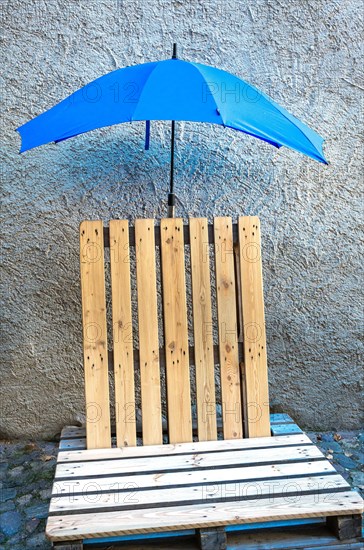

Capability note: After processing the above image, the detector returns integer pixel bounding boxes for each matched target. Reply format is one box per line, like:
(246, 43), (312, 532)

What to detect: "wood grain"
(46, 491), (364, 540)
(80, 221), (111, 449)
(109, 220), (136, 447)
(54, 457), (332, 497)
(238, 217), (270, 437)
(214, 217), (243, 440)
(55, 445), (324, 479)
(135, 219), (163, 445)
(189, 218), (217, 442)
(160, 218), (192, 444)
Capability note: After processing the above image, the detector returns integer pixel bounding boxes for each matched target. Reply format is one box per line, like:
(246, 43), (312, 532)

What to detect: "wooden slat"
(59, 439), (86, 451)
(80, 221), (111, 449)
(58, 433), (312, 462)
(109, 220), (136, 448)
(50, 474), (349, 514)
(270, 413), (294, 424)
(53, 459), (336, 497)
(135, 219), (163, 445)
(61, 427), (86, 439)
(239, 216), (270, 438)
(55, 445), (324, 479)
(214, 217), (243, 439)
(103, 223), (240, 249)
(46, 490), (364, 540)
(189, 218), (217, 442)
(272, 424), (303, 436)
(160, 218), (192, 444)
(59, 412), (293, 442)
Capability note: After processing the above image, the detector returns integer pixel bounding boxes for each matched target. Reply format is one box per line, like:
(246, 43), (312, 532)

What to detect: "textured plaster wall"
(1, 0), (363, 438)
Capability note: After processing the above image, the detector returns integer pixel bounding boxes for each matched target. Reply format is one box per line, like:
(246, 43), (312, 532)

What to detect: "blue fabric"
(16, 59), (327, 163)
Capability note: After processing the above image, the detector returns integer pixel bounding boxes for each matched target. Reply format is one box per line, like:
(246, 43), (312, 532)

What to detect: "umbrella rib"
(257, 90), (326, 160)
(129, 62), (161, 122)
(189, 62), (226, 126)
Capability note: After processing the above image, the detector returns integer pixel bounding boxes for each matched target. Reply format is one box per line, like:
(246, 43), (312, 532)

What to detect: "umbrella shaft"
(170, 120), (175, 195)
(168, 120), (176, 217)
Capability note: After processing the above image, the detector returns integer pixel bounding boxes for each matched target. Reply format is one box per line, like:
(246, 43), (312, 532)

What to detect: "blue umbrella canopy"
(17, 45), (327, 213)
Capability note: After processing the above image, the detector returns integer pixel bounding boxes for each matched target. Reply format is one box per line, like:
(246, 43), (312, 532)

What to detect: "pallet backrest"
(80, 217), (270, 449)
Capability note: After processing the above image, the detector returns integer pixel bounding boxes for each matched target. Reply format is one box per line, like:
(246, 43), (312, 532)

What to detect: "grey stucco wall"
(1, 0), (363, 439)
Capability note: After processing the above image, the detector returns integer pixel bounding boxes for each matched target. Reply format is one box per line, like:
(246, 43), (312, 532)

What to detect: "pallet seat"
(46, 217), (363, 549)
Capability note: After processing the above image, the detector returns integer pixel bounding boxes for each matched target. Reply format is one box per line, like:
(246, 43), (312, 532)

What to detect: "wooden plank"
(103, 223), (240, 249)
(54, 459), (335, 497)
(50, 474), (350, 514)
(57, 433), (312, 462)
(198, 527), (227, 550)
(59, 411), (293, 443)
(109, 220), (136, 448)
(326, 514), (362, 540)
(135, 219), (163, 445)
(46, 490), (364, 540)
(53, 542), (83, 550)
(238, 216), (270, 438)
(53, 543), (83, 550)
(55, 445), (324, 479)
(80, 221), (111, 449)
(189, 218), (217, 442)
(270, 413), (295, 424)
(271, 424), (303, 436)
(214, 217), (243, 439)
(59, 439), (86, 451)
(61, 427), (86, 439)
(228, 523), (364, 550)
(161, 218), (192, 444)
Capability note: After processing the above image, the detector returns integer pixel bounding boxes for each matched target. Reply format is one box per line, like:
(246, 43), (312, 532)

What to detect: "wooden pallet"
(47, 415), (363, 549)
(46, 218), (363, 548)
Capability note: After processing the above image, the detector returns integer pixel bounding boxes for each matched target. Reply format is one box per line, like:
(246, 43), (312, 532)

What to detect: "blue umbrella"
(17, 44), (327, 215)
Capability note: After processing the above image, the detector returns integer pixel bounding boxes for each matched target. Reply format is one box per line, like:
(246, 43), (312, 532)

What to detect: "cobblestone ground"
(0, 432), (363, 549)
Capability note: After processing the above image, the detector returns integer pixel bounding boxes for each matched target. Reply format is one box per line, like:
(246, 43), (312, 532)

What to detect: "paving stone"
(350, 471), (364, 490)
(25, 517), (40, 534)
(334, 452), (357, 469)
(0, 500), (15, 513)
(39, 488), (52, 500)
(0, 487), (17, 502)
(25, 502), (49, 520)
(17, 493), (33, 506)
(0, 510), (22, 536)
(319, 433), (335, 442)
(316, 441), (342, 453)
(8, 466), (24, 478)
(26, 531), (52, 548)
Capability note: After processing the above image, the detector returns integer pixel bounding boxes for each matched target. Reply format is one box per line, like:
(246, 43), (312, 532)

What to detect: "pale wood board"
(189, 218), (217, 442)
(109, 220), (136, 448)
(53, 459), (336, 497)
(238, 216), (270, 437)
(214, 217), (243, 439)
(160, 218), (192, 443)
(46, 490), (364, 540)
(58, 433), (311, 462)
(55, 445), (324, 479)
(50, 473), (349, 514)
(79, 221), (111, 449)
(135, 219), (163, 445)
(61, 427), (86, 439)
(59, 439), (86, 451)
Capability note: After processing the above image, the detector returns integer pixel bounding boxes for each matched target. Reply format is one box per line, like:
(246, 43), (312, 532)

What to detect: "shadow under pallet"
(48, 414), (363, 550)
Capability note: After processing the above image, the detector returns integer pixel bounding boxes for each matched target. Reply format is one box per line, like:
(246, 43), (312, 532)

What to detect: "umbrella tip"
(172, 43), (177, 59)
